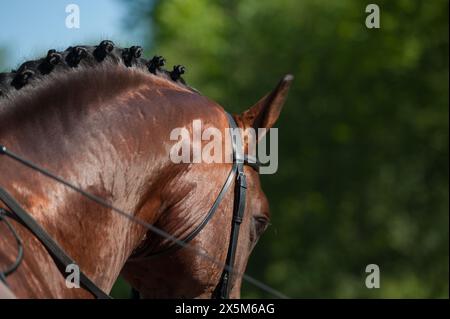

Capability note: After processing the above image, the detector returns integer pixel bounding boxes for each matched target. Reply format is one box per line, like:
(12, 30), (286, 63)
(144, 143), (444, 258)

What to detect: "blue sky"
(0, 0), (147, 70)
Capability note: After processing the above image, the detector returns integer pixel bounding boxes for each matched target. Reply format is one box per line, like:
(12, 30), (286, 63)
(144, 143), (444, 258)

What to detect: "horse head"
(0, 41), (292, 299)
(121, 75), (293, 298)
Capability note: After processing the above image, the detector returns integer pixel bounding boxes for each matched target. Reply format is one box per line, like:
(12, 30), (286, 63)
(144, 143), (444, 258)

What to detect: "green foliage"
(120, 0), (449, 298)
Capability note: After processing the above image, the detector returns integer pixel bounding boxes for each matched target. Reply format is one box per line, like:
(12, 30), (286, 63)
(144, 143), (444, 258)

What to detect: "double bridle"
(0, 112), (259, 299)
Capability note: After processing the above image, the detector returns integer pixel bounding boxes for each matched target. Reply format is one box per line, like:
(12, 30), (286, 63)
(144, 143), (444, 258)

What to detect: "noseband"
(0, 112), (259, 299)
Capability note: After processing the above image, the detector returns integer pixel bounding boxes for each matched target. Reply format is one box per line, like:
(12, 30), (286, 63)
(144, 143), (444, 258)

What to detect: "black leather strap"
(213, 166), (247, 298)
(0, 187), (111, 299)
(212, 113), (247, 299)
(0, 208), (24, 284)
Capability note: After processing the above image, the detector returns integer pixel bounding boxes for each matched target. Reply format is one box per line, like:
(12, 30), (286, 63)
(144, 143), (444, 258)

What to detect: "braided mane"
(0, 40), (190, 100)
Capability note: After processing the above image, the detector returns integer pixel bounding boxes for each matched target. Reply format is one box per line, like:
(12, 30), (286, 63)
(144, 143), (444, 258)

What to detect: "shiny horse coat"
(0, 41), (292, 298)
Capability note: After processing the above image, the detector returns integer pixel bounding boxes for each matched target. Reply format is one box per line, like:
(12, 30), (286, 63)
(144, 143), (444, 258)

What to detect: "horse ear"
(237, 74), (293, 142)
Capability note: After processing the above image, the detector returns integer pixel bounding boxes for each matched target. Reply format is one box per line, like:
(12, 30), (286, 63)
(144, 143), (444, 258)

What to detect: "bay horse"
(0, 41), (292, 298)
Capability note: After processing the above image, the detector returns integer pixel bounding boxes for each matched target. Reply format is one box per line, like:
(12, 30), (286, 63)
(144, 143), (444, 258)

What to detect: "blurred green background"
(1, 0), (448, 298)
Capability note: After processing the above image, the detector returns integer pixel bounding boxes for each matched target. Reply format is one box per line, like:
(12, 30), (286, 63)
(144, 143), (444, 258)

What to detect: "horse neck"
(0, 66), (221, 292)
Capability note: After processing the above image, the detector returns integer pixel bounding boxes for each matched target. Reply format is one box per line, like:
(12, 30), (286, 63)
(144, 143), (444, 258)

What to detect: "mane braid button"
(130, 46), (143, 58)
(147, 55), (165, 74)
(38, 49), (62, 75)
(11, 66), (35, 90)
(170, 65), (186, 81)
(65, 46), (88, 68)
(122, 46), (143, 67)
(93, 40), (115, 62)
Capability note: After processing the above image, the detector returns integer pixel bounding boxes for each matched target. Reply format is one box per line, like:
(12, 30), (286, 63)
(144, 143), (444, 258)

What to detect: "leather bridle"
(0, 112), (259, 299)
